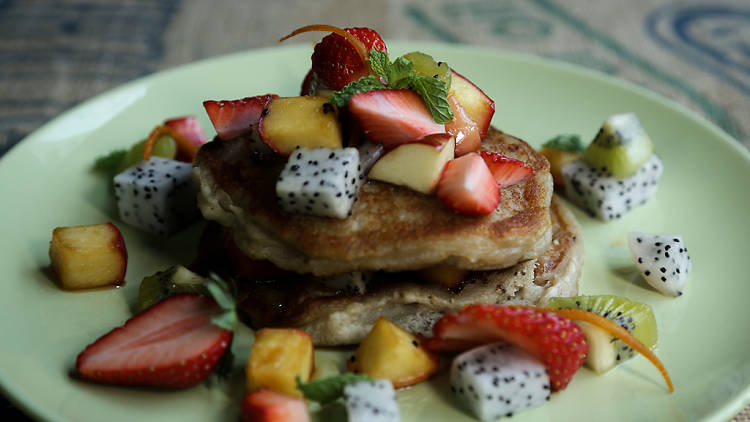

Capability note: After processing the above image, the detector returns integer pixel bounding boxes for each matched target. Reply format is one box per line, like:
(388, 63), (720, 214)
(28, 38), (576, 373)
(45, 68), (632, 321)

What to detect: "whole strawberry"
(311, 27), (387, 90)
(425, 304), (588, 391)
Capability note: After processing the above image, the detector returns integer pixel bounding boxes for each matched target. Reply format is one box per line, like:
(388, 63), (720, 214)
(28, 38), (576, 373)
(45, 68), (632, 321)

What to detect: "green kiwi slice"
(402, 51), (451, 90)
(547, 294), (657, 373)
(581, 113), (654, 178)
(137, 265), (206, 311)
(117, 136), (177, 173)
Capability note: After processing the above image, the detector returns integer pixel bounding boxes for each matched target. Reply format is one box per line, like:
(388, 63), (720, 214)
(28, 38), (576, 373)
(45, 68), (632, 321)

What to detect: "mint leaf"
(328, 75), (386, 108)
(542, 134), (585, 152)
(206, 273), (238, 330)
(296, 373), (373, 405)
(403, 75), (454, 124)
(368, 49), (390, 83)
(388, 56), (414, 85)
(356, 49), (454, 123)
(93, 149), (126, 176)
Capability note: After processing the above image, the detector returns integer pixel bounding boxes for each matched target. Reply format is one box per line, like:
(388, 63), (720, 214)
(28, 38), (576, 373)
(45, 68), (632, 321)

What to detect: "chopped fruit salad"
(46, 23), (696, 422)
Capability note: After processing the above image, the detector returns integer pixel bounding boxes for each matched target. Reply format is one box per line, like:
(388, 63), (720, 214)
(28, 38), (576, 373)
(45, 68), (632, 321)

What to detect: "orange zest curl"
(142, 125), (199, 162)
(520, 306), (674, 393)
(278, 24), (369, 64)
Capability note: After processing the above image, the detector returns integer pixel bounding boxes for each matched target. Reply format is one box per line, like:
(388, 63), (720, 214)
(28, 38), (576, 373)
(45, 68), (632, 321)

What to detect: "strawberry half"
(163, 115), (207, 146)
(480, 150), (534, 187)
(242, 389), (310, 422)
(424, 304), (587, 391)
(203, 94), (277, 141)
(347, 89), (445, 148)
(311, 26), (387, 90)
(436, 152), (500, 215)
(76, 293), (233, 388)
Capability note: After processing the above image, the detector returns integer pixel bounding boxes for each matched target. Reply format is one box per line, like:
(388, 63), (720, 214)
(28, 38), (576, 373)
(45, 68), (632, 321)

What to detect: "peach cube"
(48, 223), (128, 290)
(246, 328), (314, 397)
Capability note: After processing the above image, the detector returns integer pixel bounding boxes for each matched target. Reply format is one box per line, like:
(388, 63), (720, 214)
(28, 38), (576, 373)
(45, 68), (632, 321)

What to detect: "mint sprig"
(329, 75), (386, 108)
(329, 49), (454, 124)
(542, 134), (585, 152)
(400, 75), (454, 124)
(296, 373), (373, 405)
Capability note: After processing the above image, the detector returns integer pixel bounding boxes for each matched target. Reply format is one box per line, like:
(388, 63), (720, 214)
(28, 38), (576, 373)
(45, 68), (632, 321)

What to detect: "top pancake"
(194, 127), (553, 276)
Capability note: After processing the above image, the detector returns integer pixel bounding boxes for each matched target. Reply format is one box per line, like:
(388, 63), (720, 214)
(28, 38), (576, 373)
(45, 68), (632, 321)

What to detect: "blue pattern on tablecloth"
(646, 4), (750, 95)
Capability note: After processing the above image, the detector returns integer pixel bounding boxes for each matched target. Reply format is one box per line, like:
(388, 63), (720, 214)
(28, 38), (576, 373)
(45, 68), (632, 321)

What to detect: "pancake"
(193, 127), (554, 276)
(237, 196), (583, 346)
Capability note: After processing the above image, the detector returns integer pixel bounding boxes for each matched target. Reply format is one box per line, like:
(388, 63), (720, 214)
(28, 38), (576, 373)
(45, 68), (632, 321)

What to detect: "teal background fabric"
(1, 0), (748, 420)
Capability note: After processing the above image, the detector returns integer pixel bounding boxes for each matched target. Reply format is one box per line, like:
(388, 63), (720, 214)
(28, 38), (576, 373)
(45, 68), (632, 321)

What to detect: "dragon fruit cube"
(451, 343), (550, 421)
(276, 147), (363, 219)
(113, 157), (199, 235)
(343, 379), (400, 422)
(562, 154), (663, 221)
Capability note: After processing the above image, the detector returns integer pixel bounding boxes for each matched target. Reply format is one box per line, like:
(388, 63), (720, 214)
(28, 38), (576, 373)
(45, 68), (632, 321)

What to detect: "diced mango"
(347, 317), (439, 388)
(246, 328), (314, 397)
(540, 147), (580, 187)
(416, 263), (470, 290)
(48, 223), (128, 290)
(258, 96), (343, 156)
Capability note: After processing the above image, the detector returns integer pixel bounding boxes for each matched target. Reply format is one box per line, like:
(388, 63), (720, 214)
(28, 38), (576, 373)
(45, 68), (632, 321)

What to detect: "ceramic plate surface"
(1, 42), (749, 422)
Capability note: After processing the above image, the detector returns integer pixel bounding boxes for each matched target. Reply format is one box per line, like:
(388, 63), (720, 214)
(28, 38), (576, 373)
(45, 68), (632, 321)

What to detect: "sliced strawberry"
(426, 304), (587, 391)
(436, 152), (500, 215)
(311, 26), (387, 90)
(76, 293), (233, 388)
(163, 116), (207, 146)
(203, 94), (277, 141)
(242, 389), (310, 422)
(480, 150), (534, 187)
(348, 89), (445, 148)
(445, 95), (481, 156)
(419, 336), (492, 353)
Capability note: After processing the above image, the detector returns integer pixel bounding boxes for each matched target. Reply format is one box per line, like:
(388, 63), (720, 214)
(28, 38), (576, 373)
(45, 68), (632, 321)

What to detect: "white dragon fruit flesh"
(276, 147), (363, 219)
(562, 154), (663, 221)
(113, 157), (198, 236)
(450, 343), (550, 421)
(343, 379), (400, 422)
(628, 232), (691, 296)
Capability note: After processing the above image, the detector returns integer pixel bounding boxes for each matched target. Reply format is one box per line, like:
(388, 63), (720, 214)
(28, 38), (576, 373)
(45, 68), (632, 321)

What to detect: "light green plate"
(1, 42), (749, 422)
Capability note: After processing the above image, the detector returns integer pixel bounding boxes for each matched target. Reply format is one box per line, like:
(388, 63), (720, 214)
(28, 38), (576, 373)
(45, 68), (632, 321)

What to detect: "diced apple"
(448, 70), (495, 139)
(540, 146), (580, 187)
(368, 133), (455, 194)
(445, 95), (481, 156)
(258, 96), (343, 156)
(48, 223), (128, 290)
(347, 317), (439, 388)
(246, 328), (314, 397)
(416, 263), (470, 290)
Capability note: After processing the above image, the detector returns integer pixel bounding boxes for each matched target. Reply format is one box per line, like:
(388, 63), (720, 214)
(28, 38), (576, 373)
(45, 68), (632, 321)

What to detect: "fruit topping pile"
(194, 24), (534, 218)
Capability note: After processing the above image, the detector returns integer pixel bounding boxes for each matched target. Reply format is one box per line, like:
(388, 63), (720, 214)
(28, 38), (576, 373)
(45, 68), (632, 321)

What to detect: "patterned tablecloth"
(1, 0), (748, 420)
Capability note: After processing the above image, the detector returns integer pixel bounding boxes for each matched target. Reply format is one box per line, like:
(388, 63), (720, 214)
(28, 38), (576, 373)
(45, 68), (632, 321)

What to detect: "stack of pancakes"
(193, 128), (584, 346)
